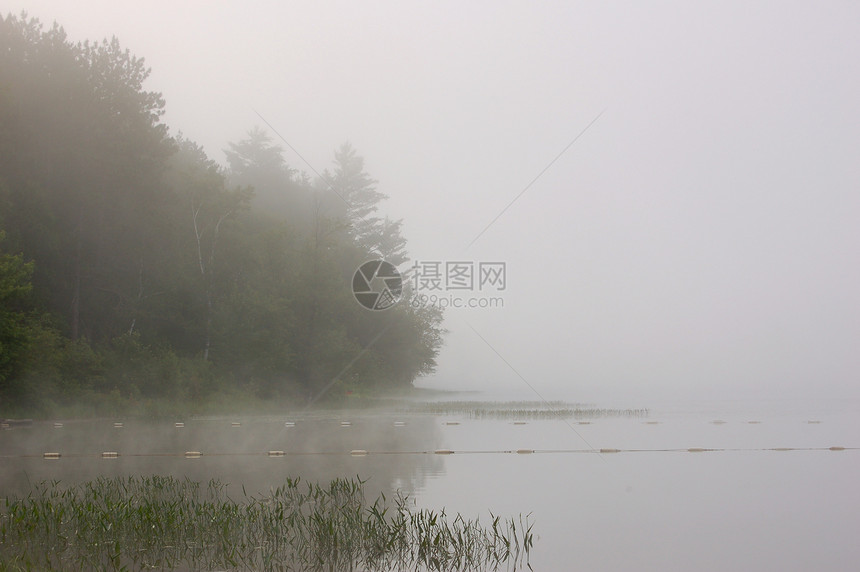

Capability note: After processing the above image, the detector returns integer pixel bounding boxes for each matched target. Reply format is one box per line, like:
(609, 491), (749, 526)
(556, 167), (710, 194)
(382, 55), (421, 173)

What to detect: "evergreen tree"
(0, 12), (446, 412)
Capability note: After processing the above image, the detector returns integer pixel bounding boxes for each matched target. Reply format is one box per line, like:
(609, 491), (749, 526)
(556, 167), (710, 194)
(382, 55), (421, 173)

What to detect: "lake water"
(2, 397), (858, 570)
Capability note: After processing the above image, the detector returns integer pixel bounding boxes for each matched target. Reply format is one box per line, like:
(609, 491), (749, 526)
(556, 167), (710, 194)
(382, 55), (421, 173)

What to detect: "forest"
(0, 13), (444, 416)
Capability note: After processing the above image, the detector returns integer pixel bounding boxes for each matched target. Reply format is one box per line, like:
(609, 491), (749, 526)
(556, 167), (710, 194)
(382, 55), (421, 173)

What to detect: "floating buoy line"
(2, 445), (852, 461)
(9, 418), (833, 432)
(5, 419), (851, 460)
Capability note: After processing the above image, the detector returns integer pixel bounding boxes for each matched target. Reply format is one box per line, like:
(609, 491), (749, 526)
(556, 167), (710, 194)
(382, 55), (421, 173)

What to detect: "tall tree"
(171, 138), (252, 360)
(224, 127), (316, 227)
(0, 13), (446, 410)
(0, 231), (35, 395)
(0, 14), (173, 342)
(325, 143), (409, 265)
(328, 143), (385, 245)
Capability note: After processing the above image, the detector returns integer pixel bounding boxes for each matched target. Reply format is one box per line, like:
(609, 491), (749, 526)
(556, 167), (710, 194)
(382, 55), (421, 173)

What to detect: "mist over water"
(6, 0), (858, 404)
(2, 1), (859, 569)
(3, 396), (859, 570)
(0, 413), (445, 500)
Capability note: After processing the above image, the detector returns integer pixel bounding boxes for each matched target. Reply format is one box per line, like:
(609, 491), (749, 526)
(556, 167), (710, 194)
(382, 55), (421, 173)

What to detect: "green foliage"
(0, 231), (35, 393)
(0, 13), (445, 416)
(0, 476), (533, 571)
(0, 12), (174, 343)
(325, 142), (409, 264)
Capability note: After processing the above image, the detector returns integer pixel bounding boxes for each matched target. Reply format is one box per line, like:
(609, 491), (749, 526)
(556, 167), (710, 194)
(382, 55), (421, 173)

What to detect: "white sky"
(8, 1), (860, 402)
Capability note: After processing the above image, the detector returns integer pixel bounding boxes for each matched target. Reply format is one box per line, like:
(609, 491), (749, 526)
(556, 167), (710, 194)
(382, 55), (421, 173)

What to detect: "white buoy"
(43, 452), (61, 459)
(175, 422), (185, 428)
(340, 421), (352, 427)
(393, 421), (406, 427)
(231, 422), (241, 427)
(113, 422), (123, 428)
(53, 422), (63, 428)
(350, 449), (368, 456)
(284, 421), (295, 427)
(184, 451), (202, 458)
(101, 451), (119, 458)
(268, 450), (285, 457)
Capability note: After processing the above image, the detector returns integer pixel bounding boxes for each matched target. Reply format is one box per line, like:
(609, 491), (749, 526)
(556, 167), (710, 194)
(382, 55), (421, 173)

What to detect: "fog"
(10, 0), (859, 403)
(0, 415), (446, 500)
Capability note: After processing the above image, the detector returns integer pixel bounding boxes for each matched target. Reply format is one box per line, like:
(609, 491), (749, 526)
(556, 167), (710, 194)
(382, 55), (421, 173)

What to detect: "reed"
(404, 400), (648, 420)
(0, 476), (533, 571)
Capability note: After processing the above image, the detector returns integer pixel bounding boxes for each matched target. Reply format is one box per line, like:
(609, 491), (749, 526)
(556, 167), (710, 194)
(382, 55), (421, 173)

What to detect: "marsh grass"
(405, 400), (648, 420)
(0, 476), (533, 571)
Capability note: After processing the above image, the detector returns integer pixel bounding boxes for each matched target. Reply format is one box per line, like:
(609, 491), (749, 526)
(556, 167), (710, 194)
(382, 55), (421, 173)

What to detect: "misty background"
(10, 0), (859, 403)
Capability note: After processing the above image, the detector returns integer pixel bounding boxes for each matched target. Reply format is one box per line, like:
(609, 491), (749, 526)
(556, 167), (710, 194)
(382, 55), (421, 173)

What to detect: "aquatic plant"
(0, 475), (533, 571)
(404, 400), (648, 420)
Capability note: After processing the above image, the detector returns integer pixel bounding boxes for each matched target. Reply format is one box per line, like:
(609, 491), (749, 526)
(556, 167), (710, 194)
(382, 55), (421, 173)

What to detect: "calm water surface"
(2, 398), (858, 571)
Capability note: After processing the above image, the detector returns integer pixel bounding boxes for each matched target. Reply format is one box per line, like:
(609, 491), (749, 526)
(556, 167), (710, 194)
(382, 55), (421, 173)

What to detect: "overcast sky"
(9, 1), (860, 403)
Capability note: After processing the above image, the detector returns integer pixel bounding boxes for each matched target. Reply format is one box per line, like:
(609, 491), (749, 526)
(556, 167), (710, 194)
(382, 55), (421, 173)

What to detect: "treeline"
(0, 13), (443, 415)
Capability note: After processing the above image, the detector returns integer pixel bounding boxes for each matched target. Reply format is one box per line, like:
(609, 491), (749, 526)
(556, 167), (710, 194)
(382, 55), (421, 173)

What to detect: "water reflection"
(0, 411), (446, 501)
(2, 399), (859, 571)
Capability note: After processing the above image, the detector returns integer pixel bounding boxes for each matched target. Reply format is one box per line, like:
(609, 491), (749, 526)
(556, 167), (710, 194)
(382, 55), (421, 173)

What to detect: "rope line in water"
(0, 446), (854, 460)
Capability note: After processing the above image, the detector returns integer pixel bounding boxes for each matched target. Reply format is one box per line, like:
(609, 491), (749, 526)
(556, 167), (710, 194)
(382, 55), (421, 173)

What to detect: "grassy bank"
(0, 475), (533, 571)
